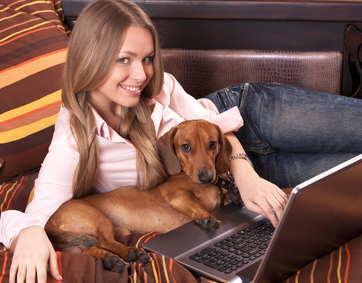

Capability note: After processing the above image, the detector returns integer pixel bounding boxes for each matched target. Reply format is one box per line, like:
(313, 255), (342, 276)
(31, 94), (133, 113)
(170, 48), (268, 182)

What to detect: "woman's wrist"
(224, 133), (256, 185)
(9, 235), (18, 252)
(229, 152), (253, 168)
(228, 155), (258, 185)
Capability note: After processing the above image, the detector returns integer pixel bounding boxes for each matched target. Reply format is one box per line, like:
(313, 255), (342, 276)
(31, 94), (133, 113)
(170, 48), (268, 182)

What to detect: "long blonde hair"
(62, 0), (167, 198)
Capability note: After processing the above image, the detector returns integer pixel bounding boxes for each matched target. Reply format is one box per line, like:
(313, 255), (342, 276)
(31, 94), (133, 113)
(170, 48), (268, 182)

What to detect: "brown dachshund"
(45, 120), (233, 272)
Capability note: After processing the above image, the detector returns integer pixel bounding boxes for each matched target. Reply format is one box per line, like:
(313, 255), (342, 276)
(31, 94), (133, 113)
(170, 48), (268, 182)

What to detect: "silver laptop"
(143, 154), (362, 283)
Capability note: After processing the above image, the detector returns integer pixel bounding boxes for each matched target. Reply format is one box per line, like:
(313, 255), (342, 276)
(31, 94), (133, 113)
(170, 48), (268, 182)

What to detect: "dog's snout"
(198, 171), (214, 184)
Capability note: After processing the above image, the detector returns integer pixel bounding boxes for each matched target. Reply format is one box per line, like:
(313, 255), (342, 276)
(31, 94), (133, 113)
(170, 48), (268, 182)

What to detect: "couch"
(1, 0), (362, 282)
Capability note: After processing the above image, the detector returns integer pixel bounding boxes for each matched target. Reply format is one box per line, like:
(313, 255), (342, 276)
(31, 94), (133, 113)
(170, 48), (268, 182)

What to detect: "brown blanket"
(1, 171), (362, 282)
(2, 233), (362, 282)
(0, 232), (216, 283)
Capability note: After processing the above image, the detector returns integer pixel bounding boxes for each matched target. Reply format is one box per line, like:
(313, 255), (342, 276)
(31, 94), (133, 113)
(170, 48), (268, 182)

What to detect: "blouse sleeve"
(162, 73), (243, 133)
(0, 106), (78, 249)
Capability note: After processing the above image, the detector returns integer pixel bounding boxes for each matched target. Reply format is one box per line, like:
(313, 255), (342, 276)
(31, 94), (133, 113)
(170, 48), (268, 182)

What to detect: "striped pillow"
(0, 169), (38, 216)
(0, 0), (69, 181)
(284, 234), (362, 282)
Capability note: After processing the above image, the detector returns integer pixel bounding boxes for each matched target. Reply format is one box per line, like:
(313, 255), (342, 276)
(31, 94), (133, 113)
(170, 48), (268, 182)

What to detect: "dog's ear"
(215, 126), (233, 174)
(155, 127), (182, 176)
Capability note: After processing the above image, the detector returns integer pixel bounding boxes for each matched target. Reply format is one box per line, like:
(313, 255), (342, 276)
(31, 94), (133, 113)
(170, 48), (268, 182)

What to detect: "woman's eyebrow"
(118, 50), (155, 57)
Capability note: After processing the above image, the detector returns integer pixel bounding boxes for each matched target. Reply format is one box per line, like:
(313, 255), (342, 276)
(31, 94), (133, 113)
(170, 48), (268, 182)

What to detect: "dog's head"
(156, 120), (232, 184)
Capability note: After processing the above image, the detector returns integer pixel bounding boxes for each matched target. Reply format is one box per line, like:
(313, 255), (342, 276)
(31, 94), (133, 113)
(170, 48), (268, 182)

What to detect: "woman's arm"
(225, 133), (288, 227)
(6, 148), (76, 283)
(5, 143), (77, 283)
(0, 113), (78, 249)
(2, 106), (79, 283)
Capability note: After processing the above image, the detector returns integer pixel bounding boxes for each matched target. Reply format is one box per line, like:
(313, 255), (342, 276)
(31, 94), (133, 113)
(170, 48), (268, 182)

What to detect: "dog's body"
(45, 120), (234, 272)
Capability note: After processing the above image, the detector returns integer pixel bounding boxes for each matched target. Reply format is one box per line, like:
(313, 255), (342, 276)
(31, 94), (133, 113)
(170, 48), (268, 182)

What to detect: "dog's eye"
(209, 141), (217, 149)
(181, 144), (191, 152)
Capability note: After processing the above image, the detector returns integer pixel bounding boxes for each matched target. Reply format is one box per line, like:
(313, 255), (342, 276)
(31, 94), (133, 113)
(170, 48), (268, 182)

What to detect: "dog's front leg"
(162, 190), (221, 230)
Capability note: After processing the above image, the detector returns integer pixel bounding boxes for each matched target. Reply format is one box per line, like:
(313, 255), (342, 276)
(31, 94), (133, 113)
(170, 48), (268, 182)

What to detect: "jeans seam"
(243, 83), (277, 155)
(239, 82), (249, 113)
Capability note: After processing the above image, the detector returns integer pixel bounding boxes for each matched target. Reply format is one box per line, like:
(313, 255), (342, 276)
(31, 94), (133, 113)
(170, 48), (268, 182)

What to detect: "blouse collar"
(91, 100), (164, 143)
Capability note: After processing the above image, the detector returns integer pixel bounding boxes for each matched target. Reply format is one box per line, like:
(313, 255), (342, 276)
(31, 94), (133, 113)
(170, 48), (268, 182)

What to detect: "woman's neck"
(88, 95), (122, 133)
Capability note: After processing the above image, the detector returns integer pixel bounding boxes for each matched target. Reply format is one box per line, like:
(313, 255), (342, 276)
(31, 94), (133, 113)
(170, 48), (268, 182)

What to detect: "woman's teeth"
(123, 85), (141, 92)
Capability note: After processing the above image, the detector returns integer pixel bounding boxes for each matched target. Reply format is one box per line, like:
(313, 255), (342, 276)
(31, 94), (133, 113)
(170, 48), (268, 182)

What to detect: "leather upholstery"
(162, 49), (342, 99)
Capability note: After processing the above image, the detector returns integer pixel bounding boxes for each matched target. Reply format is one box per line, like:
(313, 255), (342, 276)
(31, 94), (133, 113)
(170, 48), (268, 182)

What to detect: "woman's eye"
(143, 56), (154, 64)
(181, 144), (191, 152)
(209, 141), (217, 149)
(117, 58), (130, 64)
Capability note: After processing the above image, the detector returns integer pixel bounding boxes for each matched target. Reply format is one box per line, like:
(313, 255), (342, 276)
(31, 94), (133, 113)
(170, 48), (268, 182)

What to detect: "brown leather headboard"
(162, 49), (342, 99)
(62, 0), (362, 99)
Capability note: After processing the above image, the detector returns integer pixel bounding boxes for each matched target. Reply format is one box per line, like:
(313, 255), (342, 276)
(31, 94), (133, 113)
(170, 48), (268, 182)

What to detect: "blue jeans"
(206, 83), (362, 188)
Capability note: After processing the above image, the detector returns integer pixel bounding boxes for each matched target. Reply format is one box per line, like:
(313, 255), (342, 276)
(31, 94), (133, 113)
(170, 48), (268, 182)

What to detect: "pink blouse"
(0, 73), (243, 249)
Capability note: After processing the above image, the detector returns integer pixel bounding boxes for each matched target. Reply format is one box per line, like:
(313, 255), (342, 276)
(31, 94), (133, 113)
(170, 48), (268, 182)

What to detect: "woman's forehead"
(118, 26), (154, 55)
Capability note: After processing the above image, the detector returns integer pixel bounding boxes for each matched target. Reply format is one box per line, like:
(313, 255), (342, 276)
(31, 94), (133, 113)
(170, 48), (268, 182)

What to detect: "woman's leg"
(207, 83), (362, 188)
(249, 151), (358, 188)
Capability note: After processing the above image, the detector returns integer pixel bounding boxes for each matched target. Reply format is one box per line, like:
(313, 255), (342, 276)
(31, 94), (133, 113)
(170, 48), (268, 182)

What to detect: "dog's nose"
(198, 172), (214, 184)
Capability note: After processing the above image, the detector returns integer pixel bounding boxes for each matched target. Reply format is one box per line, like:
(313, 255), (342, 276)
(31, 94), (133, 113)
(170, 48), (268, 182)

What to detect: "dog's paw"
(195, 217), (221, 230)
(128, 249), (152, 264)
(104, 255), (128, 273)
(227, 187), (243, 205)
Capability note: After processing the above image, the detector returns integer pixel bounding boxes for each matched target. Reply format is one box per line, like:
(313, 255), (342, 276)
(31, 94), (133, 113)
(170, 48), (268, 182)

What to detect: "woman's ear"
(215, 126), (232, 174)
(155, 127), (182, 176)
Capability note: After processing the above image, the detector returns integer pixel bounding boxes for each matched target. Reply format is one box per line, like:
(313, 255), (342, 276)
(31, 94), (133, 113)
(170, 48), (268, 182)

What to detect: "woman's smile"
(121, 84), (143, 95)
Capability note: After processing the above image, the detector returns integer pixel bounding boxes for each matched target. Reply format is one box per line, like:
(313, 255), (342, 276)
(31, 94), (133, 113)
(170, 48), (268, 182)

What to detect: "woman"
(2, 0), (361, 282)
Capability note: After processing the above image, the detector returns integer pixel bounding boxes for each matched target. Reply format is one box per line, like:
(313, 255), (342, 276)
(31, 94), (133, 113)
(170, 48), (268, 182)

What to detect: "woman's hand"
(235, 171), (287, 227)
(9, 226), (62, 283)
(225, 133), (288, 227)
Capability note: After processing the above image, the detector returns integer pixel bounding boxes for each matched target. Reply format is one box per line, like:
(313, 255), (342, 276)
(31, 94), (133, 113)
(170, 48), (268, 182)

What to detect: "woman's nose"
(130, 61), (146, 82)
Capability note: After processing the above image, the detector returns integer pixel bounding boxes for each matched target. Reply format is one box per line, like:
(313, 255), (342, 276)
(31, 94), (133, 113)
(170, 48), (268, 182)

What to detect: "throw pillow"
(0, 0), (69, 181)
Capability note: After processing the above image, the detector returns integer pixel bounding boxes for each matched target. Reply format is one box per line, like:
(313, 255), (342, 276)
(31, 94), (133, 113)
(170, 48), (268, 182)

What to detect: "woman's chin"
(121, 97), (141, 108)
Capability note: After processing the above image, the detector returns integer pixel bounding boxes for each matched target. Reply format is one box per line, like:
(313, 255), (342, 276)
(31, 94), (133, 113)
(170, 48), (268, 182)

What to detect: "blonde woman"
(3, 0), (362, 282)
(2, 1), (285, 282)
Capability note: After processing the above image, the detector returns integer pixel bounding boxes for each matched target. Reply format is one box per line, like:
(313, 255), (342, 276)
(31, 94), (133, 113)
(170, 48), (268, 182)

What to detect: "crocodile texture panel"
(162, 49), (342, 99)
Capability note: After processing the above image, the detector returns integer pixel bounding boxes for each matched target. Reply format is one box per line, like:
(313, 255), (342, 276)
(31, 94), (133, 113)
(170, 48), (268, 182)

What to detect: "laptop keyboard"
(189, 221), (274, 274)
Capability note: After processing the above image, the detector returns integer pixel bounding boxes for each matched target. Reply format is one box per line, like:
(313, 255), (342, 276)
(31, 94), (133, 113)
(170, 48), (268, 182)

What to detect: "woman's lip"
(120, 85), (142, 94)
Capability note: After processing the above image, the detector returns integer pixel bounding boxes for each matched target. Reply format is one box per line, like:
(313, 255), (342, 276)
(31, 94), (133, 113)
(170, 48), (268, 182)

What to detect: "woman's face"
(90, 26), (155, 114)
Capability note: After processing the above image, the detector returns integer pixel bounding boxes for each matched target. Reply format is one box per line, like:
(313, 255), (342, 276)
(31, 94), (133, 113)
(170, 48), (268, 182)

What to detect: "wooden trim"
(135, 1), (362, 22)
(62, 0), (362, 22)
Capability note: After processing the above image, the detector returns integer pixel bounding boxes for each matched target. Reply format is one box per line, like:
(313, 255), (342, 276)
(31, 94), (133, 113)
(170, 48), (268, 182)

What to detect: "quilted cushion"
(0, 0), (69, 181)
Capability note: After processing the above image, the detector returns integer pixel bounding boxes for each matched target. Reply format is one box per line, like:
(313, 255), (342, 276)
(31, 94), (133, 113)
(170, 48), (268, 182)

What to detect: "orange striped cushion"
(284, 234), (362, 282)
(0, 0), (69, 181)
(0, 169), (38, 216)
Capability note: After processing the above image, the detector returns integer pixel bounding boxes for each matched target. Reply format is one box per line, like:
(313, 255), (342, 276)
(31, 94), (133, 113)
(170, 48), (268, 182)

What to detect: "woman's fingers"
(10, 258), (57, 283)
(48, 245), (62, 281)
(267, 189), (288, 222)
(245, 200), (279, 227)
(240, 180), (288, 227)
(9, 261), (20, 283)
